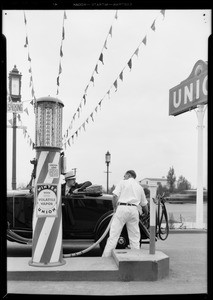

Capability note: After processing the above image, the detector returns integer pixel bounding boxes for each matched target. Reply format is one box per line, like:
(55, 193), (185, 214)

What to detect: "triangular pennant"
(72, 135), (74, 143)
(151, 20), (156, 31)
(62, 26), (65, 40)
(73, 113), (76, 120)
(17, 114), (21, 121)
(60, 46), (63, 57)
(160, 10), (165, 19)
(82, 122), (86, 131)
(90, 76), (95, 85)
(28, 54), (31, 62)
(83, 94), (87, 105)
(30, 99), (34, 106)
(99, 53), (104, 65)
(134, 48), (139, 57)
(64, 11), (67, 19)
(31, 87), (35, 97)
(8, 119), (13, 126)
(95, 106), (98, 113)
(86, 118), (89, 124)
(24, 108), (29, 115)
(104, 40), (108, 49)
(24, 36), (28, 47)
(107, 90), (111, 99)
(109, 26), (112, 37)
(115, 10), (118, 19)
(128, 59), (132, 70)
(90, 113), (94, 122)
(142, 36), (147, 45)
(24, 12), (27, 24)
(77, 107), (80, 118)
(114, 80), (118, 91)
(59, 62), (62, 74)
(95, 65), (98, 74)
(119, 71), (123, 81)
(68, 138), (71, 147)
(98, 99), (103, 109)
(75, 130), (78, 138)
(29, 67), (32, 73)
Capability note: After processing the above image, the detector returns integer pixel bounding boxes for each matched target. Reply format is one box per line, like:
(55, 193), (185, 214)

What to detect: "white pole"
(149, 184), (157, 254)
(195, 105), (205, 228)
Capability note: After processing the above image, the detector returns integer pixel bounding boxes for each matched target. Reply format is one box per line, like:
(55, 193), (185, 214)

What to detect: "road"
(5, 231), (208, 296)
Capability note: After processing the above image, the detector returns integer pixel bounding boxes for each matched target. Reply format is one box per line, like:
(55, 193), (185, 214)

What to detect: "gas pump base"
(8, 250), (169, 281)
(28, 259), (66, 267)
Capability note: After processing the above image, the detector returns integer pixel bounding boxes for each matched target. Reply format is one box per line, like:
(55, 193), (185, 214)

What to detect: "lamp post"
(105, 151), (111, 193)
(8, 65), (22, 190)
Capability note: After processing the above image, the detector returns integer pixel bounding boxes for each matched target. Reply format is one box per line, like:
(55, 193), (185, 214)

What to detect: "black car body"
(7, 189), (153, 252)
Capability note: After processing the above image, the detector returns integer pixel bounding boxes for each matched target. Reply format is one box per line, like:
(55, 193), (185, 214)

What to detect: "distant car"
(7, 189), (153, 253)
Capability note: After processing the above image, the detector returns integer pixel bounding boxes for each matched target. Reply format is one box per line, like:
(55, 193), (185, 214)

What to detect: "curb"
(7, 250), (169, 282)
(169, 229), (207, 234)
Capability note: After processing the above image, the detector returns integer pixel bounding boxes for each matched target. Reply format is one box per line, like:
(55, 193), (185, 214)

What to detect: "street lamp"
(105, 151), (111, 193)
(8, 65), (22, 190)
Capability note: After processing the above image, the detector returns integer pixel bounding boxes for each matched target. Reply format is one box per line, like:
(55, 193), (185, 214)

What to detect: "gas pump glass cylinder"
(35, 97), (64, 148)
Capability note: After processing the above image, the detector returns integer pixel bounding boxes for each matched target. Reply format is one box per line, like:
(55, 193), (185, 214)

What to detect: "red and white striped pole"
(29, 96), (65, 267)
(149, 183), (157, 255)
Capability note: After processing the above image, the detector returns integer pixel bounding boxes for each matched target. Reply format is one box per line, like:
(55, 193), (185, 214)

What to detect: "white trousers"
(102, 205), (140, 257)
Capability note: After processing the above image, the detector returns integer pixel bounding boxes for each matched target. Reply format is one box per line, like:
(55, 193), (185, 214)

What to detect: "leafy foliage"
(167, 166), (176, 193)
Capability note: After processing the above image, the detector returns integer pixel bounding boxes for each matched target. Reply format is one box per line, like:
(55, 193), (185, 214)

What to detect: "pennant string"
(62, 9), (166, 148)
(62, 10), (119, 141)
(56, 10), (67, 95)
(23, 10), (37, 111)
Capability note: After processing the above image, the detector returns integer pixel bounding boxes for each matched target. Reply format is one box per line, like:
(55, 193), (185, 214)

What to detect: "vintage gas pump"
(29, 96), (65, 266)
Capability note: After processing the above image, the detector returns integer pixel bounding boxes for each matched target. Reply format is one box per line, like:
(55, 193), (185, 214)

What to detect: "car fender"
(94, 210), (114, 241)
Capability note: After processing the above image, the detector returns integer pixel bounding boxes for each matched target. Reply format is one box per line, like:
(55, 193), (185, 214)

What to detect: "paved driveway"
(6, 232), (207, 295)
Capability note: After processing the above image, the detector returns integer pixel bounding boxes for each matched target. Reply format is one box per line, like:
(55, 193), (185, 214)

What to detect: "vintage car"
(7, 188), (162, 253)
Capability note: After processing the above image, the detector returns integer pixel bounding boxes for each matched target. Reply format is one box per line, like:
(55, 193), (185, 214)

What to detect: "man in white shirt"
(102, 170), (148, 257)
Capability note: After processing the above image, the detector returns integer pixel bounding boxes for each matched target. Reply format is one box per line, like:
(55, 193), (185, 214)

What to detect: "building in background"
(139, 177), (169, 189)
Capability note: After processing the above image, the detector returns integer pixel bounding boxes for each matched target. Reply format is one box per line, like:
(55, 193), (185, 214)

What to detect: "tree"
(177, 175), (191, 192)
(167, 166), (176, 193)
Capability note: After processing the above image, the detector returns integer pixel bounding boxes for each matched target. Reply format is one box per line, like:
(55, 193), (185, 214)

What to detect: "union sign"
(169, 60), (208, 116)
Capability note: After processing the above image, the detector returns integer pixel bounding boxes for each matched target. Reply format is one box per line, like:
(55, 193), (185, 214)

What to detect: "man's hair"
(126, 170), (136, 179)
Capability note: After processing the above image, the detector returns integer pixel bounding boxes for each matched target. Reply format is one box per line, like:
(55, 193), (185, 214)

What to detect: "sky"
(3, 8), (210, 190)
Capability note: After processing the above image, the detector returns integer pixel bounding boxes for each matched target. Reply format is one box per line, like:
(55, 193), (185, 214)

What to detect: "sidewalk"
(6, 231), (207, 295)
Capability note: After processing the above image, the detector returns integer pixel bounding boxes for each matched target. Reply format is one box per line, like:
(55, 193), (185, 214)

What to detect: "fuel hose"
(63, 214), (114, 258)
